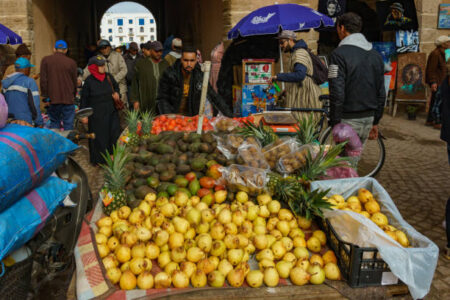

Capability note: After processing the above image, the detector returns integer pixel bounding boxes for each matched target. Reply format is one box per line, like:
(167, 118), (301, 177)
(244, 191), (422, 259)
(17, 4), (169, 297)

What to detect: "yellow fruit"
(385, 230), (398, 242)
(359, 211), (371, 218)
(97, 216), (113, 227)
(293, 236), (307, 248)
(306, 237), (321, 253)
(236, 191), (249, 203)
(98, 226), (112, 238)
(312, 230), (326, 246)
(144, 192), (156, 202)
(106, 267), (122, 284)
(395, 230), (410, 247)
(119, 270), (137, 290)
(137, 271), (154, 289)
(256, 193), (271, 205)
(96, 233), (108, 245)
(358, 188), (374, 203)
(246, 270), (264, 288)
(97, 244), (110, 258)
(365, 200), (380, 214)
(324, 262), (341, 280)
(118, 206), (132, 220)
(290, 267), (310, 286)
(371, 212), (388, 227)
(322, 250), (337, 265)
(263, 267), (279, 287)
(309, 254), (324, 267)
(348, 201), (362, 213)
(347, 196), (360, 205)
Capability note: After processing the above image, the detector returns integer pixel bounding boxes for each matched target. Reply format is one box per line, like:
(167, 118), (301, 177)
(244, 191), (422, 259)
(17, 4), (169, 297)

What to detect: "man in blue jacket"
(1, 57), (43, 127)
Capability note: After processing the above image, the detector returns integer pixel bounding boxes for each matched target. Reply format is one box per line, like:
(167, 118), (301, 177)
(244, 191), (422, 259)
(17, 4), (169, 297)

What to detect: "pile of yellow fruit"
(94, 190), (342, 290)
(326, 188), (410, 247)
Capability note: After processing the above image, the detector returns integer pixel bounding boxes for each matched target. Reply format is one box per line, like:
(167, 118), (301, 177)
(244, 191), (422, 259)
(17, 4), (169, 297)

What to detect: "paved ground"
(66, 112), (450, 299)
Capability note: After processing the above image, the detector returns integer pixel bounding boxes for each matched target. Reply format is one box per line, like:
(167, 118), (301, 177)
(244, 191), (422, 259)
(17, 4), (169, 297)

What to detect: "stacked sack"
(0, 124), (78, 262)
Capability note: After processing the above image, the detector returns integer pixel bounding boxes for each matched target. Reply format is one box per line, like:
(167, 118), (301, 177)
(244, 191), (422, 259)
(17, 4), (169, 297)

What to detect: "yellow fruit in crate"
(97, 244), (110, 258)
(246, 270), (264, 288)
(330, 195), (346, 208)
(121, 262), (130, 272)
(138, 201), (151, 216)
(208, 270), (226, 287)
(306, 237), (321, 253)
(276, 260), (294, 279)
(218, 259), (234, 277)
(289, 228), (305, 239)
(106, 267), (122, 284)
(137, 271), (154, 289)
(95, 233), (108, 245)
(347, 196), (360, 205)
(130, 257), (147, 275)
(131, 243), (146, 258)
(293, 236), (307, 248)
(145, 242), (160, 259)
(293, 247), (310, 260)
(120, 270), (137, 290)
(309, 254), (324, 267)
(365, 200), (381, 214)
(129, 209), (145, 225)
(278, 209), (294, 221)
(155, 272), (172, 288)
(324, 262), (341, 280)
(236, 191), (249, 203)
(395, 230), (410, 247)
(309, 264), (325, 285)
(371, 212), (388, 227)
(296, 259), (310, 271)
(214, 190), (228, 204)
(191, 269), (207, 287)
(348, 201), (362, 213)
(263, 267), (279, 287)
(136, 227), (152, 242)
(312, 230), (326, 246)
(359, 211), (371, 218)
(110, 211), (120, 223)
(358, 188), (374, 203)
(256, 193), (271, 205)
(144, 192), (156, 202)
(99, 226), (112, 238)
(297, 216), (312, 229)
(322, 250), (337, 265)
(118, 206), (131, 220)
(158, 251), (171, 268)
(283, 252), (297, 264)
(290, 267), (310, 286)
(280, 237), (294, 252)
(97, 216), (113, 227)
(385, 230), (398, 242)
(103, 254), (119, 269)
(165, 261), (180, 275)
(268, 200), (281, 214)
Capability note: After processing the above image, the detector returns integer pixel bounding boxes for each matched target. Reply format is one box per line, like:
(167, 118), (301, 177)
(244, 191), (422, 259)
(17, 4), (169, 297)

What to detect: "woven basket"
(0, 256), (33, 299)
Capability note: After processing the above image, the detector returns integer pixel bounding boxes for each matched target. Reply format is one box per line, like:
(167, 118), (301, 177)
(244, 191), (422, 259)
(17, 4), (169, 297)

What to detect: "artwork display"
(242, 84), (276, 117)
(318, 0), (346, 24)
(243, 60), (273, 84)
(372, 42), (397, 71)
(438, 4), (450, 29)
(396, 53), (426, 100)
(395, 30), (419, 53)
(376, 0), (418, 31)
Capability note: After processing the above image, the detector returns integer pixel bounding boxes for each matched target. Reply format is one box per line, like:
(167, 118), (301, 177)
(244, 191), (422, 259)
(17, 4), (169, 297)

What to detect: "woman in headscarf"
(80, 55), (121, 165)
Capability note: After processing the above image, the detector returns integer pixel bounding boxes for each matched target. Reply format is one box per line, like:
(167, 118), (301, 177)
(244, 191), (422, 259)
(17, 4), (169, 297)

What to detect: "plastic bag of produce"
(262, 138), (298, 170)
(211, 116), (240, 133)
(0, 94), (7, 129)
(238, 142), (270, 169)
(0, 124), (78, 212)
(332, 123), (362, 156)
(0, 176), (76, 260)
(310, 178), (438, 300)
(277, 144), (315, 174)
(220, 164), (268, 195)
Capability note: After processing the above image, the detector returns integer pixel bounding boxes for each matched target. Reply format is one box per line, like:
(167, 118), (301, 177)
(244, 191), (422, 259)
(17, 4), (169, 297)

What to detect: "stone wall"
(416, 0), (450, 54)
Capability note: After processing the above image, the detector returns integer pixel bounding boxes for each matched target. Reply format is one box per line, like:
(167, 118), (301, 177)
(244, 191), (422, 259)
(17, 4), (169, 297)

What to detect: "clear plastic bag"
(311, 178), (439, 300)
(211, 116), (240, 133)
(332, 123), (363, 157)
(227, 134), (261, 154)
(238, 142), (269, 169)
(219, 164), (268, 196)
(277, 144), (315, 174)
(262, 138), (297, 170)
(213, 133), (236, 160)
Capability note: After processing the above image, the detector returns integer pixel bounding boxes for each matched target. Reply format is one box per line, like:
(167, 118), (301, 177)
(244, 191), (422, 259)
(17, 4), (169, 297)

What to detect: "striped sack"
(0, 124), (78, 212)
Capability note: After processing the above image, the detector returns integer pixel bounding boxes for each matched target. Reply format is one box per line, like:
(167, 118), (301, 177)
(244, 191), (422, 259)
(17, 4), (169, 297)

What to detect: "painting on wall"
(396, 53), (426, 100)
(376, 0), (418, 31)
(438, 4), (450, 29)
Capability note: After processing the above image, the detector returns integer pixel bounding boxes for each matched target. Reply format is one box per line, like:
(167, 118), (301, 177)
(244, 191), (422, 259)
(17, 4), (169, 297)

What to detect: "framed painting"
(395, 53), (426, 100)
(438, 4), (450, 29)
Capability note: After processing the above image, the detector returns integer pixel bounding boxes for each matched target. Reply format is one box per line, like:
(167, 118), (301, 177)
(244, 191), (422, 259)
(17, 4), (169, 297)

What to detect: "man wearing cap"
(425, 35), (450, 129)
(130, 41), (169, 112)
(2, 57), (43, 127)
(269, 30), (321, 116)
(83, 39), (128, 128)
(1, 44), (39, 89)
(165, 38), (182, 66)
(123, 42), (142, 105)
(40, 40), (78, 130)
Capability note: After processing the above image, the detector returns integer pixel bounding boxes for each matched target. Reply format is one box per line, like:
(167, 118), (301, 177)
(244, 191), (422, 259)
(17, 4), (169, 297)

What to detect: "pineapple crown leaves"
(100, 143), (131, 192)
(126, 110), (140, 134)
(140, 110), (155, 135)
(296, 142), (350, 182)
(287, 188), (332, 220)
(294, 112), (320, 145)
(237, 120), (277, 147)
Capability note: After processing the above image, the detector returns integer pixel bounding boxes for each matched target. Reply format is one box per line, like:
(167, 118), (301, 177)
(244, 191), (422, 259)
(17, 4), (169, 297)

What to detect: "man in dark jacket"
(40, 40), (77, 130)
(328, 12), (385, 167)
(123, 42), (142, 103)
(157, 46), (232, 117)
(425, 35), (450, 129)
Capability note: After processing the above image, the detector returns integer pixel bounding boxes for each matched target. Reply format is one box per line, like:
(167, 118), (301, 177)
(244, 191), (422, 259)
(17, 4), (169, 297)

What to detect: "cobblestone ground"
(67, 113), (450, 299)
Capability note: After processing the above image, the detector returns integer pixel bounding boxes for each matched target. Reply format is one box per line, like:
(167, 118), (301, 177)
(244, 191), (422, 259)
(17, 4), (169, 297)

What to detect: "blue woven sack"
(0, 124), (78, 212)
(0, 176), (76, 260)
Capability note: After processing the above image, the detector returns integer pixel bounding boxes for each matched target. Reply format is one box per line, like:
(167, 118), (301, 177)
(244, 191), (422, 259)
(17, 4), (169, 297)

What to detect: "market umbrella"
(0, 23), (23, 45)
(227, 3), (334, 39)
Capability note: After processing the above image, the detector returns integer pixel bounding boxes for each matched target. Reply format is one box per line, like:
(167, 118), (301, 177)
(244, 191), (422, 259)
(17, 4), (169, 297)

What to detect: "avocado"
(132, 178), (147, 188)
(159, 170), (176, 182)
(199, 143), (211, 153)
(175, 177), (189, 188)
(157, 182), (171, 193)
(176, 164), (191, 174)
(147, 134), (161, 143)
(166, 163), (177, 171)
(146, 176), (160, 189)
(156, 143), (174, 154)
(188, 132), (201, 142)
(201, 132), (215, 143)
(216, 154), (228, 165)
(155, 163), (167, 173)
(136, 165), (154, 178)
(137, 150), (152, 163)
(179, 143), (188, 152)
(191, 158), (207, 172)
(160, 155), (171, 163)
(135, 185), (155, 199)
(189, 142), (201, 153)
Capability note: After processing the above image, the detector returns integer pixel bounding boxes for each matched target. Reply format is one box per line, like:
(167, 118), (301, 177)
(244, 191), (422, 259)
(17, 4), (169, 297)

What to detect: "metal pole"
(197, 61), (212, 134)
(279, 45), (285, 90)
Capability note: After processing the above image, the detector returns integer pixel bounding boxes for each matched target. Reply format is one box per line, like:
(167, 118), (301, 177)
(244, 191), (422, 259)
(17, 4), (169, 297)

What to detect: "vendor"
(156, 46), (233, 117)
(269, 30), (322, 113)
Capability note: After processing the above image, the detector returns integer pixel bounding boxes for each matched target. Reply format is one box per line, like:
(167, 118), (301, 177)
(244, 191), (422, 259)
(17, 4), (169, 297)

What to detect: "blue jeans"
(48, 104), (75, 130)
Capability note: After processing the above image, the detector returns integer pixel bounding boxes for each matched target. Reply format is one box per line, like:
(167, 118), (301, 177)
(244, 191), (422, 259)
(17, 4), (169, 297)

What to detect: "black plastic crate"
(318, 218), (399, 287)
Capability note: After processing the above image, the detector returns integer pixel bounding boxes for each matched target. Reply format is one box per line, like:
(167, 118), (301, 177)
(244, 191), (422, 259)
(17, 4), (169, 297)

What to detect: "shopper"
(83, 40), (128, 128)
(1, 44), (39, 86)
(123, 42), (142, 106)
(130, 41), (169, 113)
(80, 55), (121, 165)
(165, 38), (182, 66)
(269, 30), (321, 114)
(157, 46), (232, 117)
(425, 35), (450, 129)
(40, 40), (78, 130)
(1, 57), (43, 127)
(328, 12), (385, 168)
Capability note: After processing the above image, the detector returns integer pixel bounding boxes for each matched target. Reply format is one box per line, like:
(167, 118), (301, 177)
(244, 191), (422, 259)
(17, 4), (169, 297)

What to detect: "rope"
(0, 261), (5, 277)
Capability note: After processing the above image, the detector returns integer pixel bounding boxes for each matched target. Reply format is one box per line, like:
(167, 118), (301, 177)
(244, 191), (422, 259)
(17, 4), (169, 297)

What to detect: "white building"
(100, 12), (157, 47)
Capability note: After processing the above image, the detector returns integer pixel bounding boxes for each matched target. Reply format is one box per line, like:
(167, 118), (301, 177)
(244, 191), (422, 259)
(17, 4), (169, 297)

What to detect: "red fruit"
(185, 172), (197, 182)
(199, 177), (215, 189)
(214, 185), (226, 192)
(207, 164), (222, 180)
(197, 188), (212, 198)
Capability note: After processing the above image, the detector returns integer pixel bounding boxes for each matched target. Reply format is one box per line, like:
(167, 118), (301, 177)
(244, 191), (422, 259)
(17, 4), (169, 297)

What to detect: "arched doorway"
(100, 2), (157, 48)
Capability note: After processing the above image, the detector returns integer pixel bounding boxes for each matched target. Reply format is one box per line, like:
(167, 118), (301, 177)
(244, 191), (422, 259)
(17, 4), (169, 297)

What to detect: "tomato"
(199, 177), (215, 189)
(197, 188), (212, 198)
(185, 172), (197, 182)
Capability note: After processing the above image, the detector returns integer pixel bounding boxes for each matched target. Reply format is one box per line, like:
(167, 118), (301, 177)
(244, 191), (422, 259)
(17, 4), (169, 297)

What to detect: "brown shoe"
(425, 121), (434, 126)
(433, 124), (442, 129)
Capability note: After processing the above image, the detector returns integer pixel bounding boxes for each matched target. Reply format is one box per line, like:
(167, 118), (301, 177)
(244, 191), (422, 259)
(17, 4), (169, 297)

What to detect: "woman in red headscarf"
(80, 55), (121, 165)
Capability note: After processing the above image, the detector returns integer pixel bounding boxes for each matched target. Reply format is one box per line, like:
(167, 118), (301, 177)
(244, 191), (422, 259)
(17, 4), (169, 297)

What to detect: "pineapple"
(126, 110), (140, 147)
(295, 113), (320, 145)
(100, 144), (130, 215)
(140, 111), (154, 142)
(238, 120), (278, 147)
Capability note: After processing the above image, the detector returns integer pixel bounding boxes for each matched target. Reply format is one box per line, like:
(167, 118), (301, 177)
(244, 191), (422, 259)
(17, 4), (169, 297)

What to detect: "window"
(108, 28), (112, 33)
(108, 36), (113, 42)
(129, 28), (133, 33)
(150, 19), (154, 24)
(139, 18), (145, 25)
(118, 27), (123, 33)
(119, 37), (123, 42)
(117, 19), (123, 26)
(129, 19), (133, 24)
(151, 35), (155, 41)
(140, 36), (145, 42)
(150, 28), (154, 33)
(108, 20), (112, 25)
(129, 37), (133, 42)
(140, 27), (144, 33)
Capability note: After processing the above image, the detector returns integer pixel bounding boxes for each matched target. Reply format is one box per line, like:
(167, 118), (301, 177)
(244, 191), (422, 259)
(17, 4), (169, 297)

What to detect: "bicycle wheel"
(319, 127), (385, 178)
